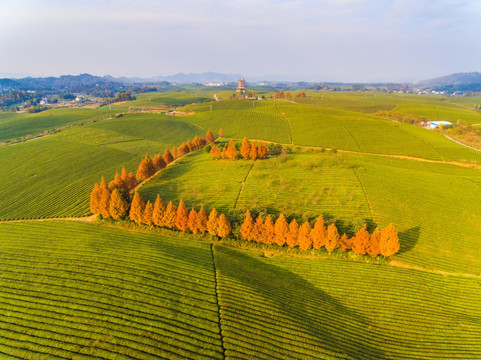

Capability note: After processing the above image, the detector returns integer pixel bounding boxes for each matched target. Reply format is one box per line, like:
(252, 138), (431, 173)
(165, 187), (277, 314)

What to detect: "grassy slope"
(0, 107), (114, 143)
(393, 102), (481, 125)
(215, 245), (481, 360)
(1, 221), (480, 359)
(0, 221), (223, 359)
(0, 113), (203, 220)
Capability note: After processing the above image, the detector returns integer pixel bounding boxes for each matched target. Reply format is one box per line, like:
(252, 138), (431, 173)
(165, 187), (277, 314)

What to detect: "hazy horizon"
(1, 0), (480, 83)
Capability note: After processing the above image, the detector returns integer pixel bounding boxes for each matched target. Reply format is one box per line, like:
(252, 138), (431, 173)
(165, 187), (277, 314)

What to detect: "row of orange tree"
(210, 137), (268, 160)
(240, 211), (400, 257)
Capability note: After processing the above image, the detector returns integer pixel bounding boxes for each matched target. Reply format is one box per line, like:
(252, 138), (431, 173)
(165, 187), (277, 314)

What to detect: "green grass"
(0, 113), (203, 220)
(215, 245), (481, 359)
(393, 102), (481, 125)
(0, 107), (115, 143)
(0, 221), (223, 359)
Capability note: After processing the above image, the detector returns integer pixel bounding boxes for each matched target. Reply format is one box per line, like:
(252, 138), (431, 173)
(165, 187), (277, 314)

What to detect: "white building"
(428, 121), (452, 129)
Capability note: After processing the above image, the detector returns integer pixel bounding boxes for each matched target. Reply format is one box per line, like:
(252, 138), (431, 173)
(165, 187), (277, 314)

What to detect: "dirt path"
(273, 101), (294, 144)
(388, 260), (481, 279)
(0, 215), (97, 224)
(234, 160), (256, 210)
(443, 134), (481, 152)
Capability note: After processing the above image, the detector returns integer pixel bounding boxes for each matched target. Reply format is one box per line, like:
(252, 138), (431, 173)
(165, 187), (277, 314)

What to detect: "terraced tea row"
(214, 245), (481, 359)
(0, 221), (223, 359)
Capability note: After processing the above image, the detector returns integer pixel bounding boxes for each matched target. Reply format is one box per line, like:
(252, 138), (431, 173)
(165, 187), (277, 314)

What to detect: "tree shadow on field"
(214, 246), (387, 359)
(157, 238), (387, 359)
(397, 226), (421, 255)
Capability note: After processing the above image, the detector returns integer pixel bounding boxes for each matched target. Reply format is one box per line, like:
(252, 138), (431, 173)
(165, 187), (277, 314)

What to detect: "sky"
(1, 0), (480, 82)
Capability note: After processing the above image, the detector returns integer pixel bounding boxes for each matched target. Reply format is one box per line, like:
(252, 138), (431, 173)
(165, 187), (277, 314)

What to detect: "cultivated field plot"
(237, 151), (372, 231)
(0, 107), (114, 143)
(186, 100), (292, 144)
(139, 150), (252, 214)
(352, 153), (481, 274)
(214, 245), (481, 360)
(0, 221), (223, 359)
(393, 102), (481, 125)
(0, 114), (202, 220)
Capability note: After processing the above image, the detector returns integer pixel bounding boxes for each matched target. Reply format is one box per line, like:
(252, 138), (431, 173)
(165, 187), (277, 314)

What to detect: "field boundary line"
(351, 168), (375, 223)
(234, 160), (256, 210)
(210, 244), (227, 359)
(225, 137), (481, 169)
(389, 260), (481, 279)
(0, 215), (96, 224)
(274, 101), (294, 144)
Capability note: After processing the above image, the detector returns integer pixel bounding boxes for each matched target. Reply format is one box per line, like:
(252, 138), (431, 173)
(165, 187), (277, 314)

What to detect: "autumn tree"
(163, 201), (177, 229)
(339, 233), (351, 252)
(221, 147), (227, 159)
(142, 201), (154, 226)
(252, 216), (264, 243)
(121, 169), (137, 192)
(310, 215), (327, 249)
(152, 195), (165, 227)
(163, 148), (174, 164)
(298, 221), (312, 250)
(187, 208), (198, 234)
(207, 208), (219, 236)
(175, 199), (189, 232)
(89, 183), (100, 214)
(263, 215), (275, 245)
(219, 128), (224, 137)
(240, 210), (254, 241)
(98, 177), (111, 218)
(226, 140), (238, 160)
(286, 219), (299, 247)
(325, 224), (340, 252)
(249, 143), (258, 160)
(109, 188), (129, 220)
(274, 214), (289, 247)
(379, 224), (400, 257)
(171, 146), (179, 159)
(240, 137), (251, 159)
(352, 225), (370, 255)
(196, 205), (208, 234)
(257, 141), (268, 159)
(367, 227), (381, 257)
(206, 130), (215, 143)
(153, 154), (166, 171)
(210, 144), (221, 158)
(186, 140), (193, 152)
(108, 172), (123, 191)
(129, 192), (145, 225)
(217, 214), (232, 238)
(136, 154), (155, 181)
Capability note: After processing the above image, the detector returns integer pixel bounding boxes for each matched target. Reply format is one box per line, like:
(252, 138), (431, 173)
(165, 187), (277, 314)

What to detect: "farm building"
(428, 121), (452, 129)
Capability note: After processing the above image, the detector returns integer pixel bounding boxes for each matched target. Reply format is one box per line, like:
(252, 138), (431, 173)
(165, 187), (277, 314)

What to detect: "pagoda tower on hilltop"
(236, 78), (246, 93)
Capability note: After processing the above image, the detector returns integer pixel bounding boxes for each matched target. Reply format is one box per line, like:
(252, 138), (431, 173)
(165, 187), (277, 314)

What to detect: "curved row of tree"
(240, 211), (400, 257)
(210, 138), (268, 160)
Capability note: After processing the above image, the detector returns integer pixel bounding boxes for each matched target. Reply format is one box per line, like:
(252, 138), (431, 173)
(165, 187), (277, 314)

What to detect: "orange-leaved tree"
(274, 214), (289, 246)
(216, 214), (232, 238)
(240, 210), (254, 241)
(325, 224), (340, 252)
(207, 208), (219, 236)
(206, 130), (215, 144)
(310, 215), (327, 249)
(339, 233), (351, 252)
(175, 199), (189, 232)
(153, 154), (166, 172)
(196, 205), (208, 234)
(136, 154), (155, 181)
(257, 141), (268, 159)
(252, 216), (265, 243)
(264, 215), (275, 245)
(249, 143), (258, 160)
(129, 192), (145, 225)
(109, 188), (129, 220)
(379, 224), (400, 257)
(210, 144), (221, 158)
(286, 219), (299, 247)
(187, 208), (198, 234)
(152, 195), (166, 227)
(98, 177), (111, 219)
(89, 183), (100, 214)
(367, 227), (381, 257)
(163, 148), (174, 165)
(226, 140), (238, 160)
(163, 201), (177, 229)
(298, 221), (312, 250)
(142, 201), (154, 226)
(240, 137), (251, 159)
(352, 225), (370, 255)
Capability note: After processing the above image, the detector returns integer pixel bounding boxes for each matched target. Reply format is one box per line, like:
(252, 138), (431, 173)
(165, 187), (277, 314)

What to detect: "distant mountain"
(414, 72), (481, 91)
(149, 72), (244, 84)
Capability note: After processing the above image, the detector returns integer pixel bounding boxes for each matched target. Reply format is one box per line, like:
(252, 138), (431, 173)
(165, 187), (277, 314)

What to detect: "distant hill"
(414, 72), (481, 91)
(149, 72), (243, 84)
